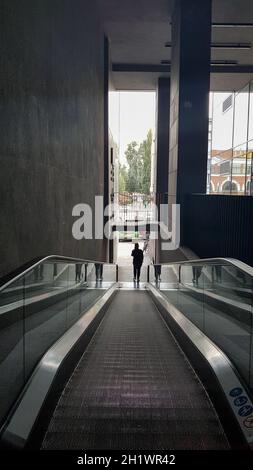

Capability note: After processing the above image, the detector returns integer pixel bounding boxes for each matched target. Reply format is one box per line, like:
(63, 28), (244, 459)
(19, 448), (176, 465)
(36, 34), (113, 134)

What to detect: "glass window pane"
(246, 145), (253, 195)
(231, 147), (247, 195)
(233, 84), (249, 149)
(210, 149), (233, 194)
(177, 265), (205, 330)
(212, 93), (234, 151)
(248, 80), (253, 142)
(0, 278), (25, 425)
(204, 265), (252, 385)
(24, 262), (68, 381)
(66, 263), (82, 328)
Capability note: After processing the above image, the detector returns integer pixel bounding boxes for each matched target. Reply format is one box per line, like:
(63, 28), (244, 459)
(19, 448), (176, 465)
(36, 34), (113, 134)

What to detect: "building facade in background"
(209, 80), (253, 196)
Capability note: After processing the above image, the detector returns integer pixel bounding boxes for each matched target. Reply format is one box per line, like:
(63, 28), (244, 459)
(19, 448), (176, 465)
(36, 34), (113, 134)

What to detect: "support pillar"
(168, 0), (211, 243)
(155, 77), (171, 262)
(156, 77), (171, 196)
(103, 36), (109, 261)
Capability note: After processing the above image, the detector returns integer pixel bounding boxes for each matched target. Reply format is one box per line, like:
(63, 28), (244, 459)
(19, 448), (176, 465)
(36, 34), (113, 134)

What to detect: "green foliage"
(119, 130), (153, 194)
(139, 129), (152, 194)
(119, 163), (127, 192)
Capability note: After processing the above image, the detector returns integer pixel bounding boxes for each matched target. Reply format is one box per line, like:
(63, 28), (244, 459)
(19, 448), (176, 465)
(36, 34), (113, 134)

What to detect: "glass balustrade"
(0, 257), (117, 426)
(151, 260), (253, 391)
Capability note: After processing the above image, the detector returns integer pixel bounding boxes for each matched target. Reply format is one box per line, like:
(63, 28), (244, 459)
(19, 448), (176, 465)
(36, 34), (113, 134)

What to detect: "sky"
(109, 91), (156, 164)
(109, 88), (251, 165)
(211, 88), (251, 152)
(211, 92), (234, 151)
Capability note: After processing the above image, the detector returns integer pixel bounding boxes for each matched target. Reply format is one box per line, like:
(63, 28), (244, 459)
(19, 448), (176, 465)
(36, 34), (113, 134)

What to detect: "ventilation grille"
(223, 94), (233, 113)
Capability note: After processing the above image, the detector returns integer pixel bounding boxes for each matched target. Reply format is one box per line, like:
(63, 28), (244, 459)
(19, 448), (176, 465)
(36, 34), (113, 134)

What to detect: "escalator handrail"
(151, 257), (253, 278)
(0, 255), (116, 292)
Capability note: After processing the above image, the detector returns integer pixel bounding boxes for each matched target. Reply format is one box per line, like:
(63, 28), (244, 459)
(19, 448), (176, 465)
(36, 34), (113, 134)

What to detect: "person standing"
(75, 263), (82, 283)
(131, 243), (143, 282)
(192, 265), (202, 287)
(154, 264), (161, 283)
(95, 263), (103, 281)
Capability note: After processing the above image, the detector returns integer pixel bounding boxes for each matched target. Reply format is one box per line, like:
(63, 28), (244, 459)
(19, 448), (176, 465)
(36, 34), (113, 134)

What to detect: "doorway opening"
(109, 91), (156, 279)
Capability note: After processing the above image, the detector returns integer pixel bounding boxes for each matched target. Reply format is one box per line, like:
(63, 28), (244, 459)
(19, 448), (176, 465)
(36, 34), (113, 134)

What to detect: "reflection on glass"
(248, 80), (253, 142)
(234, 85), (249, 149)
(24, 262), (68, 380)
(178, 265), (204, 330)
(153, 261), (253, 389)
(151, 265), (179, 289)
(0, 258), (117, 427)
(203, 264), (252, 384)
(231, 147), (247, 195)
(209, 82), (253, 196)
(246, 147), (253, 195)
(210, 149), (233, 194)
(212, 93), (234, 152)
(0, 278), (25, 425)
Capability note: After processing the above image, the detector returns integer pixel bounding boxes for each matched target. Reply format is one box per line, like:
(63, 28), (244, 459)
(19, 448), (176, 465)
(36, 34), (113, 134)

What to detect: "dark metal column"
(168, 0), (212, 242)
(156, 77), (171, 196)
(103, 36), (110, 260)
(155, 78), (171, 262)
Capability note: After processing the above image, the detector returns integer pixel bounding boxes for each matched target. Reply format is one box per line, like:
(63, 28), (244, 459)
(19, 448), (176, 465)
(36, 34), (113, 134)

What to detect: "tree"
(139, 129), (152, 194)
(118, 130), (153, 194)
(124, 141), (142, 192)
(119, 163), (127, 192)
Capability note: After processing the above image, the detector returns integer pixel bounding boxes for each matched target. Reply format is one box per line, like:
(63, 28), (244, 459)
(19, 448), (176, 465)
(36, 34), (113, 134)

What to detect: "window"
(222, 94), (233, 113)
(233, 84), (249, 150)
(248, 80), (253, 142)
(209, 83), (253, 196)
(222, 181), (238, 193)
(246, 180), (253, 195)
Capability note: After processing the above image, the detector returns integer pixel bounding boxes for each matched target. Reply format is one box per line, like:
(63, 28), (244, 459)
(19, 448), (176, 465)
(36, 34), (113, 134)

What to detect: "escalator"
(41, 290), (229, 450)
(0, 256), (253, 450)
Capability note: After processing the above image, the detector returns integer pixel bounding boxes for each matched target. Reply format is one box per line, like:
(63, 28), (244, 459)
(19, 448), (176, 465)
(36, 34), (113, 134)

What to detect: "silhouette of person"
(53, 263), (58, 278)
(212, 265), (222, 283)
(192, 266), (202, 286)
(34, 264), (44, 281)
(154, 264), (161, 282)
(75, 264), (82, 283)
(131, 243), (143, 282)
(95, 263), (103, 281)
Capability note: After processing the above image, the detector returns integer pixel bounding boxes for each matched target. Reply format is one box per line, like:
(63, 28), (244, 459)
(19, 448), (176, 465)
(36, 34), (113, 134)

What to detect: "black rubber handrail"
(151, 257), (253, 277)
(0, 255), (116, 292)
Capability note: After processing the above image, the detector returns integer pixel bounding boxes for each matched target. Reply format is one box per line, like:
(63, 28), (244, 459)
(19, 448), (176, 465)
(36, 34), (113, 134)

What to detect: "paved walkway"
(117, 242), (151, 282)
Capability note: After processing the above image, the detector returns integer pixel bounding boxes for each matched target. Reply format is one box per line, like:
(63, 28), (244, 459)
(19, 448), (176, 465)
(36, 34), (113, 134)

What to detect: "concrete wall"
(0, 0), (107, 278)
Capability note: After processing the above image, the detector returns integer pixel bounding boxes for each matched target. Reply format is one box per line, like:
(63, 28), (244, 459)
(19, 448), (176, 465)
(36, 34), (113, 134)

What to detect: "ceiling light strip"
(165, 42), (251, 49)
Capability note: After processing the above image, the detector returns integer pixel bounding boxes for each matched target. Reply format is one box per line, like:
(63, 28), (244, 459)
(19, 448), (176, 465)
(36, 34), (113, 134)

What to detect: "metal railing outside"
(113, 192), (156, 223)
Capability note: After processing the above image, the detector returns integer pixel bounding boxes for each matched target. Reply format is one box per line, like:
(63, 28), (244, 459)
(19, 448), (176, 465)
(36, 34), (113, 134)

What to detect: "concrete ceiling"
(97, 0), (253, 91)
